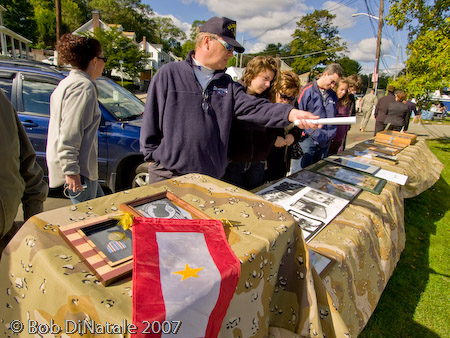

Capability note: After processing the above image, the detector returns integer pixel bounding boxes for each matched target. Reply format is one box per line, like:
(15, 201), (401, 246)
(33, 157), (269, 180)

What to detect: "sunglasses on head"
(210, 36), (234, 52)
(280, 93), (296, 102)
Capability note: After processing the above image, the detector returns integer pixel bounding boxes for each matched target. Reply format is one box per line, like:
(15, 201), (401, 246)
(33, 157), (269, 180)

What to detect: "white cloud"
(322, 1), (358, 30)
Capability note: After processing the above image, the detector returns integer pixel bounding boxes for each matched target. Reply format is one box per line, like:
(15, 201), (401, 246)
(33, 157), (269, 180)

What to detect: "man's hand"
(274, 136), (286, 147)
(288, 109), (322, 129)
(284, 134), (295, 146)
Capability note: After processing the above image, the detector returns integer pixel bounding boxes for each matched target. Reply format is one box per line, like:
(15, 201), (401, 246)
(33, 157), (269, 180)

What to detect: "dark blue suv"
(0, 59), (147, 192)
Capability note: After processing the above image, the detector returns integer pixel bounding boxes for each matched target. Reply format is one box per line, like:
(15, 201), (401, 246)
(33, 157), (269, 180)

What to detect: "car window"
(96, 78), (144, 120)
(22, 78), (58, 116)
(0, 73), (14, 100)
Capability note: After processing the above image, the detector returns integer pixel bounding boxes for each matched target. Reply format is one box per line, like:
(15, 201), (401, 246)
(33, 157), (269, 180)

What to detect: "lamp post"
(352, 0), (384, 94)
(383, 44), (400, 80)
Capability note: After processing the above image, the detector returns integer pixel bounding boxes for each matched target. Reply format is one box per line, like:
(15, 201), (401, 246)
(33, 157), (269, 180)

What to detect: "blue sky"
(143, 0), (408, 75)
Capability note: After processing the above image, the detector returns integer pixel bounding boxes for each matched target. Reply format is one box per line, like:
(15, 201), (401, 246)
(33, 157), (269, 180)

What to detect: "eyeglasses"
(210, 36), (234, 52)
(202, 90), (210, 113)
(97, 56), (108, 63)
(280, 93), (296, 102)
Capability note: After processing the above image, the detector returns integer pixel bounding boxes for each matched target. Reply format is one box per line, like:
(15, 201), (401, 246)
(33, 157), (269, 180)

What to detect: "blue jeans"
(67, 176), (105, 204)
(290, 138), (330, 174)
(222, 161), (265, 190)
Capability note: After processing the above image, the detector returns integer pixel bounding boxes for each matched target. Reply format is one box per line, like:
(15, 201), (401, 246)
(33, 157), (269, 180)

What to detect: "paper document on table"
(375, 169), (408, 185)
(294, 116), (356, 126)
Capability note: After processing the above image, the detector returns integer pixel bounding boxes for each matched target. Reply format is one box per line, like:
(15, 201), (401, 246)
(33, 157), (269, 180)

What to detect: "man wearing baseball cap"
(140, 16), (321, 184)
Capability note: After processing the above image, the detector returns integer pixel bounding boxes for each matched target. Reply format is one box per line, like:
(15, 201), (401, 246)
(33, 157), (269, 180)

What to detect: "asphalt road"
(15, 113), (449, 222)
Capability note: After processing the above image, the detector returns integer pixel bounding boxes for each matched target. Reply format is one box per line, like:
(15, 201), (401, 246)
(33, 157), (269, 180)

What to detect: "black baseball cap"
(199, 17), (245, 53)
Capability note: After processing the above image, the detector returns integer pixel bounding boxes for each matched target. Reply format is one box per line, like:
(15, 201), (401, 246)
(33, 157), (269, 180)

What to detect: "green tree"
(386, 0), (450, 98)
(0, 0), (38, 42)
(84, 27), (148, 79)
(88, 0), (156, 42)
(181, 40), (195, 59)
(61, 0), (88, 32)
(30, 0), (56, 48)
(336, 56), (361, 76)
(290, 9), (347, 74)
(189, 20), (204, 41)
(153, 17), (186, 44)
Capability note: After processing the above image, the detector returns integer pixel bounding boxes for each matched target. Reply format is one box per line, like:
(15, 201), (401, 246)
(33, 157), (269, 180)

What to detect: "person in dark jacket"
(374, 85), (396, 135)
(264, 71), (303, 182)
(139, 16), (319, 184)
(384, 90), (410, 131)
(0, 89), (48, 255)
(290, 63), (344, 173)
(222, 56), (281, 190)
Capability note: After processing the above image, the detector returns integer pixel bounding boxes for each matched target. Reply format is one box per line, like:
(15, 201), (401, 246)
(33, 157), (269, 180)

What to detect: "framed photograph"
(278, 186), (349, 225)
(310, 161), (387, 194)
(368, 145), (401, 156)
(256, 178), (306, 203)
(308, 249), (334, 278)
(325, 155), (380, 175)
(59, 214), (135, 286)
(288, 210), (325, 243)
(120, 191), (210, 219)
(290, 170), (361, 201)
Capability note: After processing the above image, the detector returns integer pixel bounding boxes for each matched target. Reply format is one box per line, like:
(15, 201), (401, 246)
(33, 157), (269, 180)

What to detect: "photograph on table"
(120, 191), (209, 219)
(290, 170), (361, 201)
(308, 249), (334, 277)
(310, 161), (387, 194)
(256, 178), (306, 203)
(59, 214), (135, 286)
(288, 209), (325, 243)
(368, 145), (402, 156)
(325, 155), (381, 175)
(278, 186), (349, 225)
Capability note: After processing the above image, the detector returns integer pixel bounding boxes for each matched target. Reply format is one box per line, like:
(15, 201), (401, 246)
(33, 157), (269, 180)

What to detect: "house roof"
(73, 18), (110, 35)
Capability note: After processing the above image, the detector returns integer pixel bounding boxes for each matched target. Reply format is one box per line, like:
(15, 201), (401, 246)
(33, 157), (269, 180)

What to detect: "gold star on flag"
(173, 264), (204, 281)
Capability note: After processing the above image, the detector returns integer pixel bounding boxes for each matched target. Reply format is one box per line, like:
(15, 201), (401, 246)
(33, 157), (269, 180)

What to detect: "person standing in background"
(374, 85), (396, 135)
(0, 89), (48, 254)
(290, 63), (344, 173)
(359, 88), (378, 132)
(264, 71), (302, 182)
(47, 34), (106, 204)
(222, 56), (280, 190)
(328, 78), (352, 155)
(384, 90), (411, 131)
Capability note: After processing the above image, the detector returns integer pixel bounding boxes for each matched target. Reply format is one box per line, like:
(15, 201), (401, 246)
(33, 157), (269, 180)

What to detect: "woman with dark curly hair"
(46, 33), (106, 204)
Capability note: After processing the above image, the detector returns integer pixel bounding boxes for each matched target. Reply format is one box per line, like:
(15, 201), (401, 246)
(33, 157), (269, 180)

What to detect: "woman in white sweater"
(47, 34), (106, 204)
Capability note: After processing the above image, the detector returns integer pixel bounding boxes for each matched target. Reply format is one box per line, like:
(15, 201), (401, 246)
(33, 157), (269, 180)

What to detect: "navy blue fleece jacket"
(139, 51), (293, 179)
(297, 79), (337, 148)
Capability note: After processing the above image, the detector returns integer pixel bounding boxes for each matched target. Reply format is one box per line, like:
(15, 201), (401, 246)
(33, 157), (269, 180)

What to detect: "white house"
(0, 5), (31, 58)
(226, 66), (244, 81)
(139, 36), (178, 71)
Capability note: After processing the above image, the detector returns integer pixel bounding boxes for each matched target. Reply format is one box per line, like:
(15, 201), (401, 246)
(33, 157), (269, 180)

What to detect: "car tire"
(132, 162), (150, 188)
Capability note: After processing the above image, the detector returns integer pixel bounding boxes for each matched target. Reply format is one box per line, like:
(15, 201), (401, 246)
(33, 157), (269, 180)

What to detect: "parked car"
(0, 59), (149, 192)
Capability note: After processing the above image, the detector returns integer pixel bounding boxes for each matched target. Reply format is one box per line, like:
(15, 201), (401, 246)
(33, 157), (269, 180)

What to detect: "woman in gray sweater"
(47, 34), (106, 204)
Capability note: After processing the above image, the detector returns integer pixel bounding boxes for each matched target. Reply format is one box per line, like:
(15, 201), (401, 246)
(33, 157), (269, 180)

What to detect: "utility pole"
(55, 0), (62, 41)
(373, 0), (384, 95)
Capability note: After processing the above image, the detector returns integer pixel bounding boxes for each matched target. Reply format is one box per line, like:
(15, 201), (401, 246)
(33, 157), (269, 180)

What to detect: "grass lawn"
(359, 138), (450, 338)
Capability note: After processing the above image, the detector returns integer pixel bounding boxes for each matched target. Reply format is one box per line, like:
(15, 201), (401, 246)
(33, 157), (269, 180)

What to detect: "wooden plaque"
(59, 214), (134, 286)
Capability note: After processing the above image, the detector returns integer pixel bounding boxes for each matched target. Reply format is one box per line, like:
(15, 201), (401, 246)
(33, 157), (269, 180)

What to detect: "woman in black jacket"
(384, 90), (410, 131)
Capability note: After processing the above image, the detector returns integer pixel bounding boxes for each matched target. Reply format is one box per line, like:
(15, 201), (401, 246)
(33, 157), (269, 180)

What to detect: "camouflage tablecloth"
(0, 140), (442, 338)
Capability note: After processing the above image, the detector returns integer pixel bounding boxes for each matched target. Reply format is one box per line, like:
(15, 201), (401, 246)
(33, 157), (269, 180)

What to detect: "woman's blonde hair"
(242, 56), (280, 102)
(336, 77), (352, 106)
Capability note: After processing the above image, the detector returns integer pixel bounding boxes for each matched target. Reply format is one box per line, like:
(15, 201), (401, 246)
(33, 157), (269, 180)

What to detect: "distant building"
(226, 66), (244, 81)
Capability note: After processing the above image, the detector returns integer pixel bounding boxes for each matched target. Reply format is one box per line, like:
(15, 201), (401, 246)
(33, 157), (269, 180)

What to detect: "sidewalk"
(346, 114), (450, 148)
